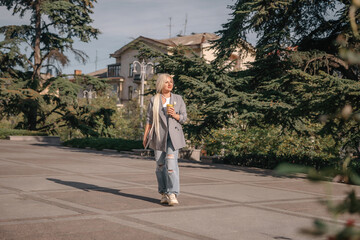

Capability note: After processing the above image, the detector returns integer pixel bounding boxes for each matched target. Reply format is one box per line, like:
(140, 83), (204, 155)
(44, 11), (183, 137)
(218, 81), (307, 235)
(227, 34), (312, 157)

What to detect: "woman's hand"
(143, 135), (147, 148)
(167, 107), (180, 121)
(143, 123), (152, 148)
(167, 106), (175, 116)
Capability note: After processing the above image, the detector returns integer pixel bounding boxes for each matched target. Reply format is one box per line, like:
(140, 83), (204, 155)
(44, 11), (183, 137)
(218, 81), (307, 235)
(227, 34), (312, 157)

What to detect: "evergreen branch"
(36, 104), (64, 125)
(41, 63), (61, 75)
(35, 118), (63, 131)
(22, 38), (35, 51)
(303, 54), (351, 76)
(53, 111), (65, 117)
(0, 45), (35, 70)
(40, 49), (69, 68)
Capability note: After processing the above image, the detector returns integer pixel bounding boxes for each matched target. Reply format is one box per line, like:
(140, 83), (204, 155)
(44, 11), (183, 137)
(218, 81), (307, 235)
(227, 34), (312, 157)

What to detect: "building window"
(108, 64), (121, 77)
(129, 63), (134, 77)
(128, 86), (133, 100)
(133, 74), (141, 81)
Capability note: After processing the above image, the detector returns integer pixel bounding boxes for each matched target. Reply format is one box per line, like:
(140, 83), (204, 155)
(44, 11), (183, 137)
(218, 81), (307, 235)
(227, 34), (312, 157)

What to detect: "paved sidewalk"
(0, 140), (359, 240)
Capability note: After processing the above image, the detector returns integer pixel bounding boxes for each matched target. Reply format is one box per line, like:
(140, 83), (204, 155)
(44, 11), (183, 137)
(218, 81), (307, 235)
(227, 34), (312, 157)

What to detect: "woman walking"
(143, 73), (187, 206)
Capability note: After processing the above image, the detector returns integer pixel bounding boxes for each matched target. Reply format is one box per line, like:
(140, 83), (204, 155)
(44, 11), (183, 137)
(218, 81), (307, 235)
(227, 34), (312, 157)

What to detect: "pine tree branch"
(22, 38), (35, 52)
(35, 119), (60, 131)
(304, 54), (349, 73)
(36, 104), (63, 124)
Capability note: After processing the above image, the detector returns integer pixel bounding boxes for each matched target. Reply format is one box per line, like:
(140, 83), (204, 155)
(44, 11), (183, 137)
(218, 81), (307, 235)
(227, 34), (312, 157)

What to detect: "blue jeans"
(154, 137), (179, 195)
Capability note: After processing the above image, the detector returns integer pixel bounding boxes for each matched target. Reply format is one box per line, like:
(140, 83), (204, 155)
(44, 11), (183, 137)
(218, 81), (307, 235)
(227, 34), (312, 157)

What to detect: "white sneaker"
(160, 194), (168, 204)
(167, 193), (179, 206)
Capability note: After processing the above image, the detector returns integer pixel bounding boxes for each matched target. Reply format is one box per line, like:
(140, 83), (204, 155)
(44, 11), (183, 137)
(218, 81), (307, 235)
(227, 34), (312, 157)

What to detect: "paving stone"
(0, 194), (79, 221)
(0, 175), (130, 192)
(44, 163), (147, 174)
(3, 156), (84, 165)
(251, 179), (360, 196)
(98, 172), (222, 186)
(128, 205), (317, 240)
(114, 162), (157, 171)
(97, 173), (158, 186)
(0, 218), (169, 240)
(0, 161), (13, 166)
(41, 187), (219, 211)
(180, 175), (223, 185)
(0, 165), (62, 176)
(180, 165), (288, 182)
(181, 183), (317, 203)
(262, 199), (360, 222)
(0, 188), (14, 194)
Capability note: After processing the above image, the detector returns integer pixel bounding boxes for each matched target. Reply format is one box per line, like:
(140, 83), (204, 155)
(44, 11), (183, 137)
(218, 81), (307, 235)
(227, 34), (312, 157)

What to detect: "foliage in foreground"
(276, 159), (360, 240)
(62, 138), (142, 151)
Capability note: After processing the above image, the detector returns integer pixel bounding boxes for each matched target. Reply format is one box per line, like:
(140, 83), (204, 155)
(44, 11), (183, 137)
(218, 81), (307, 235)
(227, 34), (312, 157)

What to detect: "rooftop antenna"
(184, 13), (188, 36)
(168, 17), (172, 38)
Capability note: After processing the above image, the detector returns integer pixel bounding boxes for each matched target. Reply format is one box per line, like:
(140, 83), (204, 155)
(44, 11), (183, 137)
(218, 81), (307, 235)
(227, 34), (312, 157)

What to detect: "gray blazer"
(146, 93), (187, 152)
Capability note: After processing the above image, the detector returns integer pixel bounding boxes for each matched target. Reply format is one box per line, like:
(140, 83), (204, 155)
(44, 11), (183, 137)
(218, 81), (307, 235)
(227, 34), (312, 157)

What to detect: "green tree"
(214, 0), (360, 154)
(0, 0), (102, 131)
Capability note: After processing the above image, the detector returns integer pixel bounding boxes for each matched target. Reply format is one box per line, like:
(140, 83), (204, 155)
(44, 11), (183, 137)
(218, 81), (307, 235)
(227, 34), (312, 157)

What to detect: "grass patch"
(62, 137), (143, 151)
(0, 128), (48, 139)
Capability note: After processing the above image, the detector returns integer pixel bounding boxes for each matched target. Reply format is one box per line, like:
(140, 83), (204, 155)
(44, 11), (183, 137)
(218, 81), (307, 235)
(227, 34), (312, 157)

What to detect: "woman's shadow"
(47, 178), (160, 205)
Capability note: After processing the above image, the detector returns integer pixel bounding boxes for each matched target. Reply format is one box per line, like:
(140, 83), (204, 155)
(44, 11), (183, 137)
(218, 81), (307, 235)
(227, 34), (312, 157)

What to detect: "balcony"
(133, 74), (141, 83)
(107, 64), (121, 77)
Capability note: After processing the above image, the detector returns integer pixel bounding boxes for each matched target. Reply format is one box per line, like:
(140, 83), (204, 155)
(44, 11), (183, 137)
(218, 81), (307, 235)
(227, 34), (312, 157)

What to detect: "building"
(83, 32), (255, 106)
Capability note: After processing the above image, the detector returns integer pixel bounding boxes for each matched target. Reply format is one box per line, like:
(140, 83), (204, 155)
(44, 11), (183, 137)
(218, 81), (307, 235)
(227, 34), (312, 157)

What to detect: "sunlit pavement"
(0, 140), (358, 240)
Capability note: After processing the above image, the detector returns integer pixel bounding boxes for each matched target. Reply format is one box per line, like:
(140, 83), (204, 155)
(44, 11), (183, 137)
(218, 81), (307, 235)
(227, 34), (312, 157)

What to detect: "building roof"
(110, 36), (169, 57)
(158, 33), (219, 46)
(110, 33), (219, 58)
(87, 68), (107, 78)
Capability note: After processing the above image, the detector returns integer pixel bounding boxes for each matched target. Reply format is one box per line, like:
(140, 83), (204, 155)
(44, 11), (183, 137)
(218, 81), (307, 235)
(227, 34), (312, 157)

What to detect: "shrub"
(62, 137), (142, 151)
(204, 125), (337, 157)
(201, 124), (356, 172)
(223, 153), (339, 171)
(51, 97), (144, 142)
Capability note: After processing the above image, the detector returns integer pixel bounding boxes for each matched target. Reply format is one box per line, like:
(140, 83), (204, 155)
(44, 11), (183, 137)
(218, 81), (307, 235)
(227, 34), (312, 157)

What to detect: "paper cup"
(166, 104), (173, 113)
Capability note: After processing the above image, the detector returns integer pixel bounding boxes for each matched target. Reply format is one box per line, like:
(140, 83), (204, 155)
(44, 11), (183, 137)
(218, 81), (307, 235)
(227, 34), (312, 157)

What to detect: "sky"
(0, 0), (243, 75)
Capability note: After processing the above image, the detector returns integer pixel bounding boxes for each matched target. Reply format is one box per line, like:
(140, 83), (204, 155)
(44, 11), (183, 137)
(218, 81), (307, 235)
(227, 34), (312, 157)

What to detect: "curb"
(8, 136), (61, 145)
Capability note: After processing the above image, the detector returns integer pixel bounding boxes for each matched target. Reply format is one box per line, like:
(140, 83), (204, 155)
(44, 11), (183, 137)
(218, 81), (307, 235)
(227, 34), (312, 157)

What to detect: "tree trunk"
(27, 101), (38, 131)
(34, 0), (42, 82)
(27, 0), (42, 130)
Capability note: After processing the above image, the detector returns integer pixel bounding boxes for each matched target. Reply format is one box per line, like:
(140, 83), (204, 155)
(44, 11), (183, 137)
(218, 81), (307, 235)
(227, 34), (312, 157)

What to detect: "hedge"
(0, 128), (47, 139)
(223, 153), (360, 174)
(223, 153), (337, 169)
(62, 137), (143, 151)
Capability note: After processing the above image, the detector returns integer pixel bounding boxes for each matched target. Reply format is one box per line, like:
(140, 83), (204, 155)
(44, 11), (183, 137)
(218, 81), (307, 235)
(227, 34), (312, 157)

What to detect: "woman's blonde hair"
(153, 73), (173, 140)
